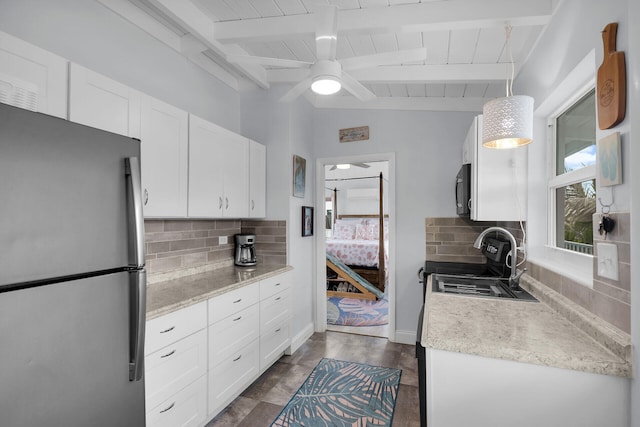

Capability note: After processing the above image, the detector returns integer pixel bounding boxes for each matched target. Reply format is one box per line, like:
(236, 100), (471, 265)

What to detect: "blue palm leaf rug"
(271, 358), (402, 427)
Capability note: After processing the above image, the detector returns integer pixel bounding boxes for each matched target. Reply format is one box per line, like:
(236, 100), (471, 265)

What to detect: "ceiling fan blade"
(330, 165), (337, 171)
(227, 54), (312, 69)
(340, 72), (375, 102)
(340, 48), (427, 71)
(351, 163), (370, 168)
(314, 4), (338, 61)
(279, 77), (312, 102)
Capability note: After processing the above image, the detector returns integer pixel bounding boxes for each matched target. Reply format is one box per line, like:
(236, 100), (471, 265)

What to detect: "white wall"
(0, 0), (240, 131)
(313, 109), (476, 334)
(516, 0), (638, 422)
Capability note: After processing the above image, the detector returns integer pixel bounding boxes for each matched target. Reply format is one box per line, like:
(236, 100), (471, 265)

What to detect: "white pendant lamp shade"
(311, 60), (342, 95)
(482, 95), (534, 149)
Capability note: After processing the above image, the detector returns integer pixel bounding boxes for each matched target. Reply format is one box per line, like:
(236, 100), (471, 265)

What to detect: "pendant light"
(482, 25), (534, 149)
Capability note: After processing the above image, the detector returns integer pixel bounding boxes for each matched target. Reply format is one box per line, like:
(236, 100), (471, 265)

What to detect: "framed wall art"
(597, 132), (622, 186)
(293, 155), (306, 197)
(302, 206), (314, 237)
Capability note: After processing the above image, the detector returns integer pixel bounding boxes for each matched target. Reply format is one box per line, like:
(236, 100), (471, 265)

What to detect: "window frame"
(546, 81), (597, 256)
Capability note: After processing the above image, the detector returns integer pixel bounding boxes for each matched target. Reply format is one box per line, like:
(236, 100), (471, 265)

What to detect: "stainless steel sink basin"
(433, 274), (538, 302)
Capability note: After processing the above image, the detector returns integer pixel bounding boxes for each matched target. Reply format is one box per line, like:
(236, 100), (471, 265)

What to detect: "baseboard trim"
(393, 330), (417, 345)
(286, 322), (315, 355)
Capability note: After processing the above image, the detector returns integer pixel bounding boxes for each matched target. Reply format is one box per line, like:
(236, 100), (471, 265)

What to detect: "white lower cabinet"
(145, 301), (207, 427)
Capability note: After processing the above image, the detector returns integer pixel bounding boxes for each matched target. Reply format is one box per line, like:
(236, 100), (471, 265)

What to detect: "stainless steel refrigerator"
(0, 103), (147, 426)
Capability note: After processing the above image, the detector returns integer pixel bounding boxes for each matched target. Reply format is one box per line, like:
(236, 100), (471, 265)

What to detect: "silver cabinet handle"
(233, 298), (242, 303)
(159, 402), (175, 414)
(160, 349), (176, 358)
(160, 326), (175, 334)
(233, 355), (242, 362)
(125, 158), (145, 268)
(233, 316), (242, 321)
(225, 197), (229, 209)
(144, 189), (149, 206)
(251, 200), (255, 210)
(219, 196), (223, 209)
(128, 269), (146, 382)
(275, 297), (281, 301)
(275, 328), (281, 333)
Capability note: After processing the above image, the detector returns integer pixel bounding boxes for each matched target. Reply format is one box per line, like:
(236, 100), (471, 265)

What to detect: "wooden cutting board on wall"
(597, 23), (626, 129)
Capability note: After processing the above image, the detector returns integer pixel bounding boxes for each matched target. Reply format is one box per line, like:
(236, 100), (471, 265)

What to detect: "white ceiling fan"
(226, 4), (427, 102)
(329, 162), (370, 171)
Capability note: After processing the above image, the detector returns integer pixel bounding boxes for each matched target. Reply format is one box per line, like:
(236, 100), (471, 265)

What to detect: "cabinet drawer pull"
(233, 298), (242, 304)
(159, 402), (175, 414)
(233, 316), (242, 322)
(275, 297), (281, 301)
(225, 197), (229, 209)
(160, 349), (176, 359)
(233, 355), (242, 362)
(219, 197), (223, 209)
(251, 200), (255, 210)
(144, 189), (149, 206)
(274, 283), (281, 287)
(159, 326), (175, 334)
(275, 328), (281, 333)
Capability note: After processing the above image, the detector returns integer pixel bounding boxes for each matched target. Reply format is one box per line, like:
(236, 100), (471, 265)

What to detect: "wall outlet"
(219, 235), (228, 245)
(597, 242), (618, 281)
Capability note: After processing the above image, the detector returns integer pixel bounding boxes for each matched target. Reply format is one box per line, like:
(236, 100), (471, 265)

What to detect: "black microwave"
(456, 163), (471, 216)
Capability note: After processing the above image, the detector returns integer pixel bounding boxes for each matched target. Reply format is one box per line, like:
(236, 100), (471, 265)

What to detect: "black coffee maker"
(234, 234), (257, 267)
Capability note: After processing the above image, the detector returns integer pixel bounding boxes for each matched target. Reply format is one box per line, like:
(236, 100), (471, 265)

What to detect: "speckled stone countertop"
(421, 274), (632, 378)
(146, 264), (292, 320)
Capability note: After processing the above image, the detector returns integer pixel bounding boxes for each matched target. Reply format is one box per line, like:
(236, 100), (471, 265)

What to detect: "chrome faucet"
(473, 226), (525, 289)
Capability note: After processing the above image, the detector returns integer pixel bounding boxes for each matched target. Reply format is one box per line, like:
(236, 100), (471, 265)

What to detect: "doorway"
(315, 154), (396, 341)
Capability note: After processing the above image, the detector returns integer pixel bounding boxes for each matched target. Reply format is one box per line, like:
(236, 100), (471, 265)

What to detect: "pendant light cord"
(504, 24), (514, 97)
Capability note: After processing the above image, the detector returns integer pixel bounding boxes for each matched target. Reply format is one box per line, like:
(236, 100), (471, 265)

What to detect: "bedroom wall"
(0, 0), (240, 131)
(314, 109), (476, 337)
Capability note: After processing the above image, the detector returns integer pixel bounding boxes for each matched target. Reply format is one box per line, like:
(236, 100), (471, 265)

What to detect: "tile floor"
(206, 331), (420, 427)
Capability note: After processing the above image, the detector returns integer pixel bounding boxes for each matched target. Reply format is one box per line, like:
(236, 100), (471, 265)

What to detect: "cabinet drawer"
(260, 289), (291, 335)
(260, 320), (290, 371)
(146, 301), (207, 356)
(208, 282), (259, 325)
(145, 329), (207, 411)
(208, 340), (259, 417)
(259, 273), (290, 301)
(209, 304), (259, 366)
(146, 376), (207, 427)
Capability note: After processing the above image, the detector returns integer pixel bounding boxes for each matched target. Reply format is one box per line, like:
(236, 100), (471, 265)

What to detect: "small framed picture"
(597, 132), (622, 187)
(302, 206), (314, 237)
(293, 155), (306, 198)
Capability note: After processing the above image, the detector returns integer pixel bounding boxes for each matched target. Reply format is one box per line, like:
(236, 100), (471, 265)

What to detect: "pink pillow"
(334, 223), (355, 239)
(355, 224), (368, 240)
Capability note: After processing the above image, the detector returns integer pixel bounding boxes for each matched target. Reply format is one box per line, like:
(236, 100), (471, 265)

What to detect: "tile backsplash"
(526, 211), (630, 334)
(145, 219), (287, 276)
(425, 217), (524, 264)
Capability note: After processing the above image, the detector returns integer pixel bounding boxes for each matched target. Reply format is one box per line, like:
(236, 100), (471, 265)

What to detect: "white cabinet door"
(469, 115), (527, 221)
(188, 114), (225, 217)
(69, 63), (141, 138)
(222, 132), (249, 218)
(188, 114), (249, 218)
(0, 31), (67, 118)
(140, 94), (188, 217)
(248, 140), (266, 218)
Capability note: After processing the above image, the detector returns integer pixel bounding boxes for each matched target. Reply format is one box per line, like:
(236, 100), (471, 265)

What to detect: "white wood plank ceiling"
(100, 0), (557, 111)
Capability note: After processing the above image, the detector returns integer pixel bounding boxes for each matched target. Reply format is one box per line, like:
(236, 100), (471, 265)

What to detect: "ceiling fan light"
(311, 77), (341, 95)
(336, 163), (351, 169)
(482, 95), (534, 149)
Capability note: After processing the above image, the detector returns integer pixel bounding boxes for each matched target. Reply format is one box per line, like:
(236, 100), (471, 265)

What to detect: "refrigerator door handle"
(129, 269), (146, 382)
(125, 157), (145, 268)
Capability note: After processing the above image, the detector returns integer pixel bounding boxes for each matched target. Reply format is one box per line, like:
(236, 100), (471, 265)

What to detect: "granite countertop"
(146, 264), (293, 320)
(421, 274), (632, 378)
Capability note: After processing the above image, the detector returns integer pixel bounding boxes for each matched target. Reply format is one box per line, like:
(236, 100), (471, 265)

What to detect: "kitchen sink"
(432, 274), (538, 302)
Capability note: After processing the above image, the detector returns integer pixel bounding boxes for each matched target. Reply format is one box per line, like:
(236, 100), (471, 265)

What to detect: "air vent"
(0, 73), (38, 111)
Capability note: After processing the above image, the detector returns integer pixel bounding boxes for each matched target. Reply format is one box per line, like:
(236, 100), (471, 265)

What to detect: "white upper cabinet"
(140, 94), (189, 218)
(0, 31), (67, 119)
(467, 115), (528, 221)
(188, 115), (249, 218)
(69, 63), (141, 138)
(248, 140), (266, 218)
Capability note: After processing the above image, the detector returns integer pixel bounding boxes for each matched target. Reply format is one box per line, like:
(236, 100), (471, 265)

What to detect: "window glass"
(555, 89), (596, 175)
(555, 179), (596, 254)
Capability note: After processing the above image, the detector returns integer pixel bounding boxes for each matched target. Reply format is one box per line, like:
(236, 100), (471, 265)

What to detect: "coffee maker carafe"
(234, 234), (257, 267)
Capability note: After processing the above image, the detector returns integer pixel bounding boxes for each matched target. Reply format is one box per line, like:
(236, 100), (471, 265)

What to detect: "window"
(548, 88), (596, 255)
